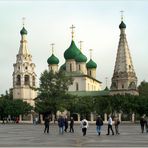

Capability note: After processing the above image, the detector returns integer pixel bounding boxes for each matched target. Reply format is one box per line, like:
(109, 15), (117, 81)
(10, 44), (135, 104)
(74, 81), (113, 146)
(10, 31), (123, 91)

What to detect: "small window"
(122, 84), (124, 89)
(24, 75), (29, 85)
(70, 63), (72, 72)
(79, 65), (81, 71)
(25, 66), (28, 70)
(32, 76), (35, 86)
(90, 71), (92, 76)
(76, 82), (79, 91)
(16, 75), (21, 85)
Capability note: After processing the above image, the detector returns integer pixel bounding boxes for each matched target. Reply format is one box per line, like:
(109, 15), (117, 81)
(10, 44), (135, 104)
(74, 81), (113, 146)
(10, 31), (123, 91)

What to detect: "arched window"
(16, 75), (21, 85)
(70, 63), (72, 72)
(32, 76), (35, 86)
(79, 65), (81, 71)
(90, 70), (92, 76)
(24, 75), (29, 85)
(76, 82), (79, 91)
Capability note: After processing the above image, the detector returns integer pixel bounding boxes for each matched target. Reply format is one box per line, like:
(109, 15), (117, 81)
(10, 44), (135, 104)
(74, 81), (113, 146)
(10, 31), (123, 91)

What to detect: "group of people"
(44, 114), (120, 136)
(81, 115), (120, 136)
(43, 114), (148, 136)
(43, 115), (74, 134)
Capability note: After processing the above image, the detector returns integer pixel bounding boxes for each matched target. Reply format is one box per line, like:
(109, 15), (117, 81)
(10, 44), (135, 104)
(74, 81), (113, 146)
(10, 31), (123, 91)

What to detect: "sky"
(0, 0), (148, 95)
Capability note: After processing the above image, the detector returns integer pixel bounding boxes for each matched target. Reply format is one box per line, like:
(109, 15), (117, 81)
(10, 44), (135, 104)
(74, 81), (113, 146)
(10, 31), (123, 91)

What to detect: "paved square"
(0, 123), (147, 147)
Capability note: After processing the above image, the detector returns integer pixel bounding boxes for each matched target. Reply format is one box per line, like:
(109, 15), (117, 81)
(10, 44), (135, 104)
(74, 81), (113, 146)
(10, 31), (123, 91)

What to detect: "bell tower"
(110, 12), (138, 95)
(13, 18), (37, 106)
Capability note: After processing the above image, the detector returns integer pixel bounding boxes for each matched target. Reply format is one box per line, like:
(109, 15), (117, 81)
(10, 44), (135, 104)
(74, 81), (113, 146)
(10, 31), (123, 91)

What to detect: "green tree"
(35, 70), (73, 116)
(138, 80), (148, 96)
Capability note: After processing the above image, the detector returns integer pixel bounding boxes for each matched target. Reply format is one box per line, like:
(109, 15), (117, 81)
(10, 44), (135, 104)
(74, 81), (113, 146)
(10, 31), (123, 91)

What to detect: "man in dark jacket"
(96, 115), (103, 135)
(69, 117), (74, 133)
(58, 116), (65, 134)
(44, 116), (50, 133)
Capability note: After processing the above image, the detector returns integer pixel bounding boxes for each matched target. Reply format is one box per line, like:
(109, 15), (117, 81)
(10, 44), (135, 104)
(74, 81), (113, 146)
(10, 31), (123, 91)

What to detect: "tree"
(138, 80), (148, 96)
(35, 70), (73, 116)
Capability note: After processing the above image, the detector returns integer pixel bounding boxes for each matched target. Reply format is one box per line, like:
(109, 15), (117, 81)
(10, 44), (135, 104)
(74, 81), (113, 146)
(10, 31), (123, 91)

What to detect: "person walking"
(96, 115), (103, 136)
(114, 116), (120, 135)
(81, 118), (89, 136)
(64, 116), (68, 132)
(58, 115), (65, 134)
(69, 117), (74, 133)
(44, 116), (50, 133)
(140, 115), (146, 133)
(106, 115), (114, 135)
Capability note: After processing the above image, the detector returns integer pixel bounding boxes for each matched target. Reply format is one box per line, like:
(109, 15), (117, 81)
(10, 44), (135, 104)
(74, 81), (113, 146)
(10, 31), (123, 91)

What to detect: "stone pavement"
(0, 123), (148, 147)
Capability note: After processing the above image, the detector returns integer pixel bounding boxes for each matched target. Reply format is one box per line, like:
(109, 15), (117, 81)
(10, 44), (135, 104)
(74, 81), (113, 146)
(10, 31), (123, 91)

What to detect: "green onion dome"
(75, 52), (87, 62)
(59, 63), (66, 71)
(86, 59), (97, 68)
(64, 40), (81, 60)
(20, 27), (28, 35)
(47, 54), (59, 65)
(119, 21), (126, 29)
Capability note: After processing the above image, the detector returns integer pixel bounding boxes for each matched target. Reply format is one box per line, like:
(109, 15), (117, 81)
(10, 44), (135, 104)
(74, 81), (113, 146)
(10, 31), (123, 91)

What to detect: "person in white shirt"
(81, 118), (89, 136)
(106, 115), (114, 135)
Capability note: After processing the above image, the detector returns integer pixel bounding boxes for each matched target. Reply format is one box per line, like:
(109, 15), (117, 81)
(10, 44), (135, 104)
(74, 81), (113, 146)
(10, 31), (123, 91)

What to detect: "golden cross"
(50, 43), (55, 54)
(70, 24), (75, 39)
(120, 10), (124, 21)
(89, 49), (93, 59)
(79, 41), (83, 51)
(105, 77), (108, 87)
(22, 17), (26, 26)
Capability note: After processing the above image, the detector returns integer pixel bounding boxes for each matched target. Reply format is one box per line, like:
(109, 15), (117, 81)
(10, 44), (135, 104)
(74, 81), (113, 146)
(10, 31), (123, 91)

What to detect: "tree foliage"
(35, 70), (73, 115)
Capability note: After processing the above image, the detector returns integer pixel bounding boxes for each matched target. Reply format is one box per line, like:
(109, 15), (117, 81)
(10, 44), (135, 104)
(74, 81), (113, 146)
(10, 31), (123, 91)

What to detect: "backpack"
(83, 121), (87, 126)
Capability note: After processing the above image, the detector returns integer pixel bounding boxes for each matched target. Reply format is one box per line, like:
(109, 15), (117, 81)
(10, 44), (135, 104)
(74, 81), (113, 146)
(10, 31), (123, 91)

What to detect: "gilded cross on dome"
(22, 17), (26, 26)
(70, 24), (75, 39)
(79, 41), (83, 51)
(50, 43), (55, 54)
(120, 10), (124, 21)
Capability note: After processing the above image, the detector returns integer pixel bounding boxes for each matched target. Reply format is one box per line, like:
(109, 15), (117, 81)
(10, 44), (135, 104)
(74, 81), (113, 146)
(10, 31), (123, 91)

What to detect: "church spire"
(110, 13), (138, 95)
(18, 17), (30, 56)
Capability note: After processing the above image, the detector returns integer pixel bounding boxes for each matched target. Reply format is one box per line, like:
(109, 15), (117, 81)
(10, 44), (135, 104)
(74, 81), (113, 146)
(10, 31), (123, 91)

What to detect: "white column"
(104, 113), (107, 123)
(119, 113), (121, 121)
(78, 114), (80, 122)
(132, 113), (135, 123)
(90, 112), (94, 122)
(19, 115), (22, 122)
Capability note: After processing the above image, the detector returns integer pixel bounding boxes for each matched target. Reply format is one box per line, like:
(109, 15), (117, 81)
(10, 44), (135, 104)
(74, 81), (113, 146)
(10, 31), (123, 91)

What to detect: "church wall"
(68, 76), (101, 91)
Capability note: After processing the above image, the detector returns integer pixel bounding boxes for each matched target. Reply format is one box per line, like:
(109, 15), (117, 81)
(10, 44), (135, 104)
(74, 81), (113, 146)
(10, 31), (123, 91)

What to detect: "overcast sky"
(0, 0), (148, 94)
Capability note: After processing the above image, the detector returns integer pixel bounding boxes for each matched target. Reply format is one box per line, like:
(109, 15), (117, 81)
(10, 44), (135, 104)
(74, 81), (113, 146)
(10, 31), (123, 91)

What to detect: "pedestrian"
(69, 117), (74, 133)
(96, 115), (103, 136)
(106, 115), (114, 135)
(81, 118), (89, 136)
(64, 116), (68, 132)
(58, 115), (65, 134)
(44, 116), (50, 133)
(140, 115), (146, 133)
(114, 116), (120, 135)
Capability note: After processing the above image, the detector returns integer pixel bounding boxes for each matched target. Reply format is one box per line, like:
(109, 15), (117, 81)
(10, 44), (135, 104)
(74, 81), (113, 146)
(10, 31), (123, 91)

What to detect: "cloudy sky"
(0, 0), (148, 94)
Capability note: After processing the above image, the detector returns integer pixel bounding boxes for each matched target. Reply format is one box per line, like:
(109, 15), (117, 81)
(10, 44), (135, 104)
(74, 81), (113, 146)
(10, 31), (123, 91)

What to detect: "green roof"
(119, 21), (126, 29)
(64, 40), (81, 60)
(20, 27), (27, 35)
(47, 54), (59, 65)
(68, 90), (110, 97)
(59, 63), (66, 71)
(86, 59), (97, 68)
(75, 52), (87, 62)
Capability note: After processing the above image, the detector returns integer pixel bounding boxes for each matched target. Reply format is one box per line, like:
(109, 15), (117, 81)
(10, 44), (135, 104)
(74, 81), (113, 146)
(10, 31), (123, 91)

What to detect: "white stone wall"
(68, 76), (101, 91)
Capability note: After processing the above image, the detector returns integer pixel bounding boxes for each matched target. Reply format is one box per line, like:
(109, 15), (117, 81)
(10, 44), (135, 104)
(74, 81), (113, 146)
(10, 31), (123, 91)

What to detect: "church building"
(47, 25), (102, 93)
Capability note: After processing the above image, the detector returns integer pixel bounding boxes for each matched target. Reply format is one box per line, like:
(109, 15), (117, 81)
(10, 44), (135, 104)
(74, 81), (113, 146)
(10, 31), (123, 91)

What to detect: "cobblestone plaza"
(0, 123), (147, 147)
